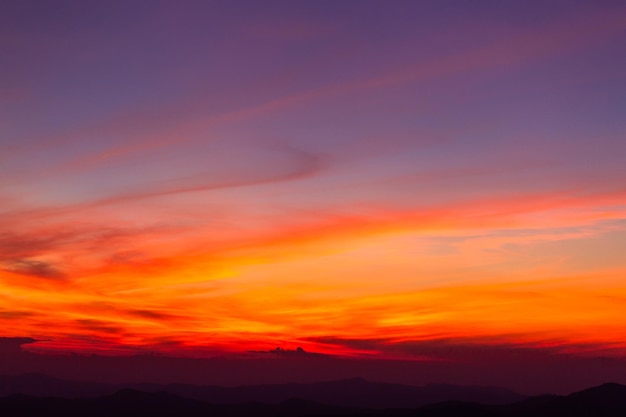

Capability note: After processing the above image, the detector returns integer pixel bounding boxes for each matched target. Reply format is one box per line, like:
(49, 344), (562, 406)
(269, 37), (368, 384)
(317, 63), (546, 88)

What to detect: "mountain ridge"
(0, 381), (625, 417)
(0, 373), (523, 408)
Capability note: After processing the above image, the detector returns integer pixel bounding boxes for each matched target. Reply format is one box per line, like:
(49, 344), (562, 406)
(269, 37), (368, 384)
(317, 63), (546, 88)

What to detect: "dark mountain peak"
(570, 382), (626, 396)
(591, 382), (626, 390)
(567, 382), (626, 405)
(506, 382), (626, 417)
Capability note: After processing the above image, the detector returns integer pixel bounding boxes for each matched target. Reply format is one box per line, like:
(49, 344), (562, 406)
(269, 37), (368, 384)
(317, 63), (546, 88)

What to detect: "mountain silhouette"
(0, 381), (625, 416)
(0, 373), (116, 398)
(0, 382), (625, 416)
(0, 389), (356, 417)
(391, 382), (626, 417)
(0, 374), (522, 408)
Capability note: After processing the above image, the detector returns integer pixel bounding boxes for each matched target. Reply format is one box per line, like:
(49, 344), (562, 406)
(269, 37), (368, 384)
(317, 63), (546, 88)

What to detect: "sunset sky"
(1, 0), (626, 372)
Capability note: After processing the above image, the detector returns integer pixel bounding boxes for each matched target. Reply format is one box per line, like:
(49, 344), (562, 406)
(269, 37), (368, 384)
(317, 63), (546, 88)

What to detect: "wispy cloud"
(1, 259), (66, 280)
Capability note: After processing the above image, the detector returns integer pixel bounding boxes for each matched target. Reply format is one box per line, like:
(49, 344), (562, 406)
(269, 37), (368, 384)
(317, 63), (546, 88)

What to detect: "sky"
(1, 0), (626, 390)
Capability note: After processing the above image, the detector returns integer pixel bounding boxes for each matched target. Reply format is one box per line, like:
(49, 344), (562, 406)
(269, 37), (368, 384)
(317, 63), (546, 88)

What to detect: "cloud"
(1, 258), (66, 280)
(0, 337), (38, 353)
(248, 346), (330, 358)
(3, 141), (328, 222)
(75, 319), (124, 335)
(0, 223), (192, 283)
(306, 336), (389, 353)
(0, 231), (74, 258)
(305, 335), (625, 362)
(125, 309), (180, 321)
(93, 142), (328, 203)
(0, 310), (35, 320)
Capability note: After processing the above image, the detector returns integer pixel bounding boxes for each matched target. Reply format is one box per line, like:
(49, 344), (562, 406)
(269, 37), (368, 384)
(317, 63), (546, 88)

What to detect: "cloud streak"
(1, 259), (66, 280)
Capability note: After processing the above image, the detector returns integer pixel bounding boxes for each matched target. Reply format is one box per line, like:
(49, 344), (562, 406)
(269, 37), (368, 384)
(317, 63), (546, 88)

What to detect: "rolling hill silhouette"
(0, 389), (354, 417)
(392, 382), (626, 417)
(0, 374), (522, 408)
(0, 382), (625, 416)
(0, 374), (625, 416)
